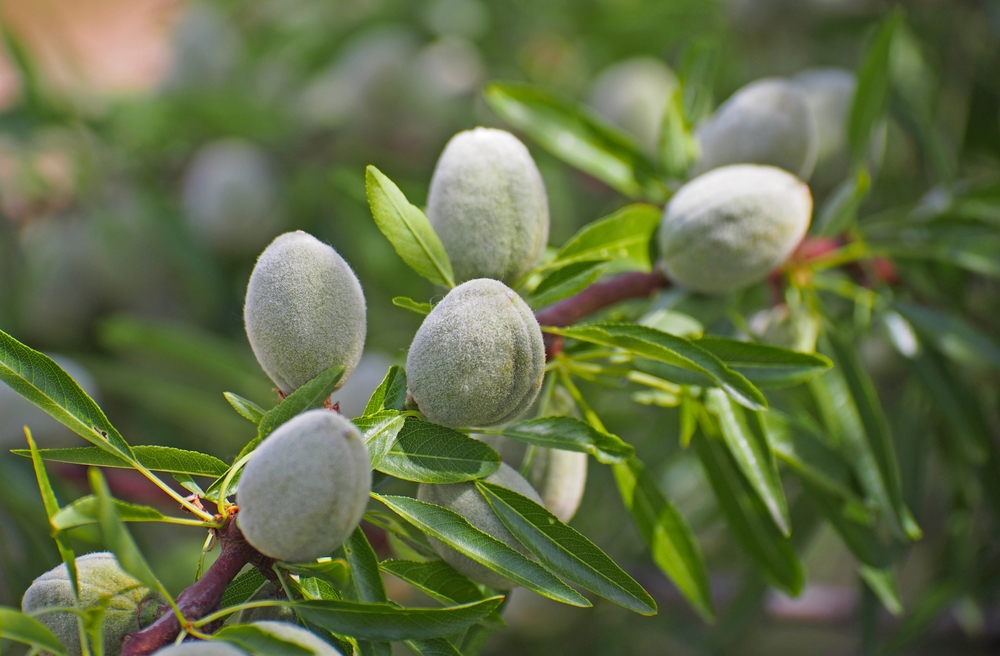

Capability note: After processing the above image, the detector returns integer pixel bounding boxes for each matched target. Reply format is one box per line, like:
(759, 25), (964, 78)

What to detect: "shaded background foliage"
(1, 0), (999, 654)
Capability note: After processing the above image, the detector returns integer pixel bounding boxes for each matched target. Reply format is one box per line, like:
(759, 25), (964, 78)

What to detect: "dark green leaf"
(695, 337), (832, 389)
(364, 366), (408, 415)
(406, 637), (463, 656)
(813, 168), (872, 237)
(0, 607), (68, 655)
(377, 418), (500, 483)
(257, 365), (346, 441)
(859, 566), (904, 617)
(338, 528), (391, 656)
(528, 260), (610, 309)
(220, 569), (268, 610)
(801, 481), (889, 569)
(492, 416), (632, 465)
(893, 300), (1000, 372)
(392, 297), (433, 315)
(224, 392), (266, 424)
(366, 166), (455, 288)
(364, 511), (437, 560)
(848, 10), (902, 163)
(11, 445), (229, 477)
(546, 204), (663, 272)
(379, 560), (484, 606)
(214, 625), (315, 655)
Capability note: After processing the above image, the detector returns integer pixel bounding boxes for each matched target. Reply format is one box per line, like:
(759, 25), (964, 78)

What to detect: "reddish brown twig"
(535, 270), (672, 359)
(121, 516), (271, 656)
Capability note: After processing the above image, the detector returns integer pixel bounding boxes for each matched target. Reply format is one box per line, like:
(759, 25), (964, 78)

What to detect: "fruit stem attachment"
(535, 270), (671, 359)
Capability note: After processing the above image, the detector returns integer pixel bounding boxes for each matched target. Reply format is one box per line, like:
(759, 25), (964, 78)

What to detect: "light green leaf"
(374, 494), (590, 607)
(214, 625), (316, 655)
(612, 458), (714, 620)
(377, 418), (501, 484)
(364, 366), (408, 416)
(527, 260), (610, 309)
(547, 204), (663, 273)
(12, 445), (229, 477)
(659, 85), (698, 179)
(859, 565), (904, 617)
(705, 390), (791, 536)
(257, 365), (346, 441)
(0, 328), (135, 461)
(546, 322), (767, 410)
(392, 297), (433, 315)
(484, 83), (666, 202)
(0, 607), (68, 655)
(379, 560), (484, 606)
(695, 337), (832, 389)
(294, 596), (504, 641)
(492, 416), (632, 465)
(354, 411), (406, 470)
(814, 168), (872, 237)
(366, 166), (455, 288)
(478, 481), (656, 616)
(224, 392), (266, 424)
(51, 495), (174, 531)
(695, 435), (804, 596)
(849, 10), (903, 163)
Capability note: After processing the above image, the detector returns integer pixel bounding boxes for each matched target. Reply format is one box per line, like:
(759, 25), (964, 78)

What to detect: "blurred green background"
(1, 0), (999, 654)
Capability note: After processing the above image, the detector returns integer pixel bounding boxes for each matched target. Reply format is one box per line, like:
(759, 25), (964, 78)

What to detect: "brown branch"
(121, 515), (271, 656)
(535, 270), (671, 359)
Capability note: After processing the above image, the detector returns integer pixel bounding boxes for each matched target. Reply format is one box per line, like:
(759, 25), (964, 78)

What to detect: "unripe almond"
(237, 410), (371, 563)
(21, 552), (164, 656)
(696, 78), (818, 180)
(244, 231), (367, 395)
(250, 621), (342, 656)
(151, 642), (247, 656)
(587, 57), (678, 156)
(406, 279), (545, 428)
(658, 164), (813, 294)
(417, 463), (542, 590)
(426, 128), (549, 284)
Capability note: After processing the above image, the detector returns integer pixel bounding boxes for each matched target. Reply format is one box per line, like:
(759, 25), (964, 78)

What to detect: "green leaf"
(376, 418), (501, 484)
(354, 411), (406, 470)
(364, 511), (437, 560)
(220, 568), (268, 610)
(612, 458), (714, 620)
(848, 10), (903, 163)
(214, 625), (316, 655)
(374, 494), (590, 607)
(257, 365), (346, 441)
(695, 337), (832, 389)
(406, 638), (463, 656)
(694, 435), (804, 596)
(366, 165), (455, 288)
(337, 528), (391, 656)
(12, 445), (229, 477)
(546, 204), (663, 273)
(859, 566), (904, 617)
(813, 167), (872, 237)
(477, 481), (657, 616)
(294, 596), (504, 641)
(278, 560), (351, 590)
(0, 328), (135, 461)
(659, 85), (698, 179)
(0, 607), (68, 655)
(379, 560), (484, 606)
(51, 495), (172, 531)
(893, 300), (1000, 372)
(527, 260), (610, 309)
(484, 82), (666, 202)
(492, 416), (632, 465)
(546, 322), (767, 410)
(392, 297), (432, 315)
(364, 366), (408, 416)
(705, 390), (791, 536)
(224, 392), (266, 424)
(801, 481), (889, 569)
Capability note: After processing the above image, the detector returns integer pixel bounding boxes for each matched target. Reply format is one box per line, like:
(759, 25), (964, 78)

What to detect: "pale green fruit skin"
(244, 231), (367, 394)
(417, 463), (543, 590)
(659, 164), (813, 294)
(237, 409), (371, 562)
(696, 78), (818, 180)
(406, 279), (545, 428)
(792, 68), (856, 192)
(251, 621), (343, 656)
(235, 581), (297, 624)
(427, 128), (549, 284)
(21, 552), (164, 656)
(151, 642), (247, 656)
(587, 57), (678, 156)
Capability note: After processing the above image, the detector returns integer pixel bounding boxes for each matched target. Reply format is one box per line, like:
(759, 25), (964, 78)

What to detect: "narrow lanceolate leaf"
(379, 560), (485, 606)
(848, 10), (902, 163)
(366, 165), (455, 288)
(364, 365), (408, 416)
(407, 638), (463, 656)
(12, 445), (229, 477)
(612, 459), (714, 620)
(354, 411), (406, 470)
(89, 469), (172, 603)
(528, 260), (610, 309)
(695, 337), (832, 389)
(858, 566), (904, 616)
(814, 167), (872, 236)
(547, 204), (663, 272)
(801, 481), (890, 569)
(224, 392), (266, 424)
(494, 416), (633, 465)
(220, 568), (268, 610)
(51, 495), (174, 531)
(215, 625), (315, 655)
(705, 390), (791, 536)
(377, 418), (501, 483)
(392, 297), (433, 315)
(0, 328), (135, 460)
(364, 511), (437, 560)
(338, 527), (392, 656)
(257, 364), (346, 441)
(893, 300), (1000, 372)
(822, 334), (920, 541)
(374, 494), (590, 607)
(478, 481), (657, 616)
(0, 607), (68, 656)
(294, 597), (504, 641)
(483, 82), (666, 202)
(695, 435), (804, 596)
(547, 322), (767, 410)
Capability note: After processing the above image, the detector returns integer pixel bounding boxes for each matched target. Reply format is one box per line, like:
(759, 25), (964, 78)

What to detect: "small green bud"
(251, 621), (343, 656)
(244, 231), (367, 395)
(21, 552), (165, 656)
(417, 463), (543, 590)
(151, 642), (248, 656)
(696, 78), (818, 180)
(406, 279), (545, 428)
(587, 57), (678, 156)
(658, 164), (813, 294)
(234, 581), (296, 625)
(237, 409), (371, 563)
(427, 128), (549, 284)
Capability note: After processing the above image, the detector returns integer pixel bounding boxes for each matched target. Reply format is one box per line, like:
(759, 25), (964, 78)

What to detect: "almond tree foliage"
(1, 7), (999, 656)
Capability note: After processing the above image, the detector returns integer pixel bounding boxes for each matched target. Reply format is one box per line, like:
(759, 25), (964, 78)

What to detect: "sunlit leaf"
(377, 418), (500, 483)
